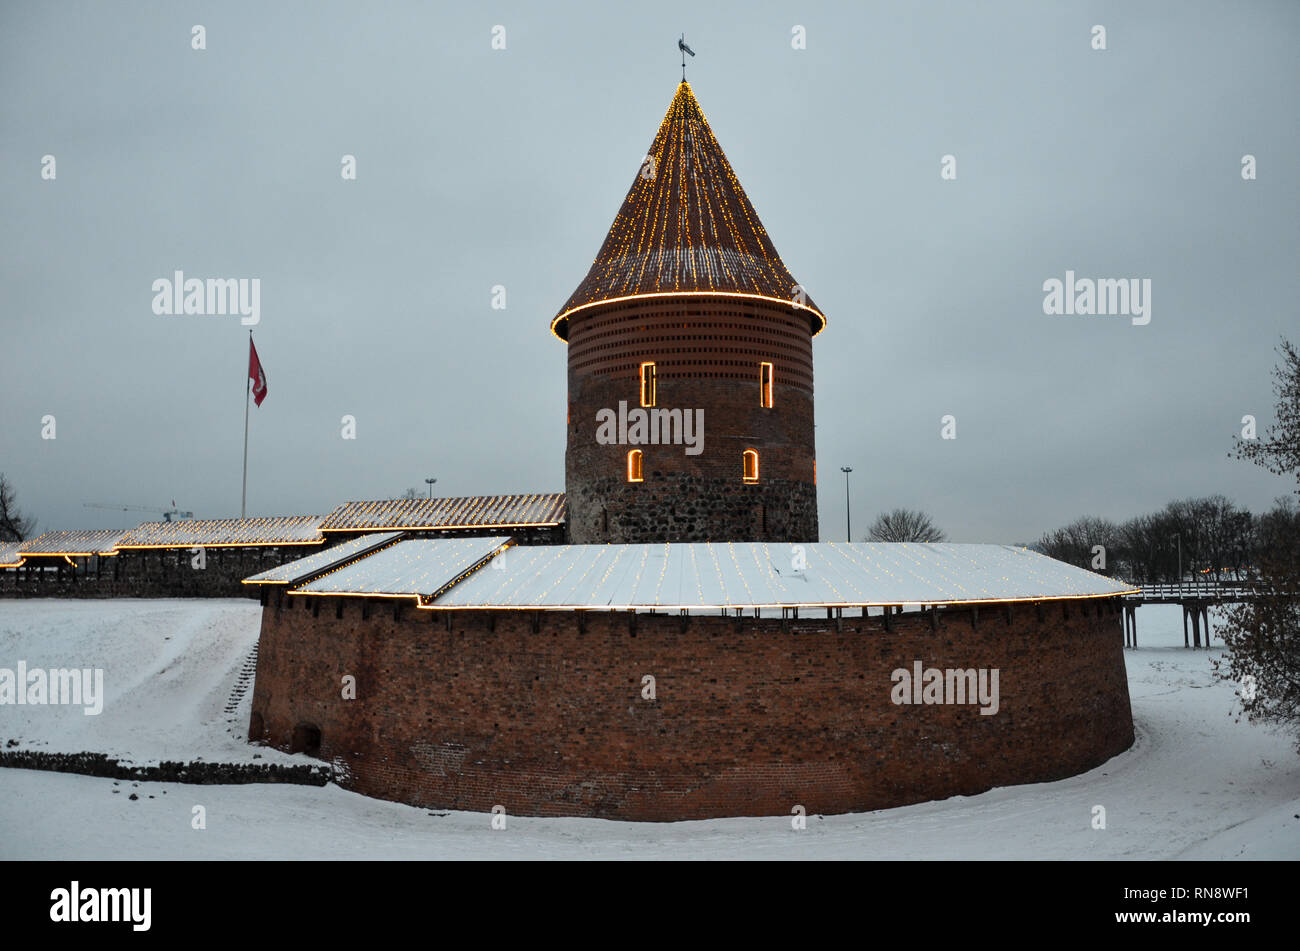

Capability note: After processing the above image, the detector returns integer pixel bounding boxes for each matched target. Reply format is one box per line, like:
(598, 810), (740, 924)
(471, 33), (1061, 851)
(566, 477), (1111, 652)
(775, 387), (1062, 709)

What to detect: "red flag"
(248, 338), (268, 407)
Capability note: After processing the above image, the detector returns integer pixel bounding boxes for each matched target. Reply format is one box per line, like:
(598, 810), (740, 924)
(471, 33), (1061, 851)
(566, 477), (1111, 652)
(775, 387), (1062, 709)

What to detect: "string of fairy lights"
(290, 537), (511, 599)
(117, 515), (324, 548)
(552, 83), (826, 339)
(329, 541), (1137, 611)
(195, 535), (1142, 612)
(243, 532), (403, 586)
(322, 493), (566, 532)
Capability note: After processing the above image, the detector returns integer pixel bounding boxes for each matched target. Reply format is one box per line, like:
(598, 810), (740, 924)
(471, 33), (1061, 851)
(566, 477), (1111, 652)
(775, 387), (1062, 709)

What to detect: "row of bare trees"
(1033, 495), (1297, 583)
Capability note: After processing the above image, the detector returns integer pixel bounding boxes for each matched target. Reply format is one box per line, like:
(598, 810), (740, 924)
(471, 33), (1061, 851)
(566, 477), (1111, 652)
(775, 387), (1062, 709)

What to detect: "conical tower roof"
(551, 82), (825, 341)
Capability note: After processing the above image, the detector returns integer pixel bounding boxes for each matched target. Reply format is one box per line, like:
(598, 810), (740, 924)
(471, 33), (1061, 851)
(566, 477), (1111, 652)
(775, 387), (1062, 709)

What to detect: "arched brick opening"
(291, 722), (322, 756)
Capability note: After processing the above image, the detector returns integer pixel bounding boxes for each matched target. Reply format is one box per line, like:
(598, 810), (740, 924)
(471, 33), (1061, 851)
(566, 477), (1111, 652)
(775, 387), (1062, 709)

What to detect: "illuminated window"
(743, 449), (759, 483)
(627, 449), (644, 483)
(640, 362), (657, 407)
(759, 362), (773, 408)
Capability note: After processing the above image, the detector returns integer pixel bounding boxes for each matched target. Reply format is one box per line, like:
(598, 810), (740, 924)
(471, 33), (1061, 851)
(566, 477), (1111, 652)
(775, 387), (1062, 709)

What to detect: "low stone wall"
(0, 748), (331, 785)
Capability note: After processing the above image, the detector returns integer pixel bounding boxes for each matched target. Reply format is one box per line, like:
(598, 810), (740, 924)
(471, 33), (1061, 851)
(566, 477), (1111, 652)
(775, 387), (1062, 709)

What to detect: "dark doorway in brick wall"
(291, 722), (322, 756)
(248, 712), (264, 742)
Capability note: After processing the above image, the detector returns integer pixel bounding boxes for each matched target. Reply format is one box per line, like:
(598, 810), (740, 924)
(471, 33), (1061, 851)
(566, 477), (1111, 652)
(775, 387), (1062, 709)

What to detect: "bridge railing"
(1124, 580), (1262, 601)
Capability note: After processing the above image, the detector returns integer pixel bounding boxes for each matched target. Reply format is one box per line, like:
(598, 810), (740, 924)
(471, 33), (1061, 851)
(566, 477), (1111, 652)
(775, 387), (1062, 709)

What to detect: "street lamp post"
(425, 477), (437, 499)
(840, 466), (853, 542)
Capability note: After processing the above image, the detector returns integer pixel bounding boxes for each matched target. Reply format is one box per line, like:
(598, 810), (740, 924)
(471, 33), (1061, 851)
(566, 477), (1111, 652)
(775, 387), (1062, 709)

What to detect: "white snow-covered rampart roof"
(253, 540), (1137, 610)
(290, 536), (512, 600)
(18, 529), (133, 556)
(319, 495), (565, 532)
(117, 516), (325, 548)
(243, 532), (404, 586)
(424, 542), (1138, 610)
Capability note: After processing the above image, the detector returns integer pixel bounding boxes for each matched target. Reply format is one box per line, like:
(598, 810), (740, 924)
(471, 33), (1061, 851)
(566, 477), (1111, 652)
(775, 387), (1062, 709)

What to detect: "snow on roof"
(117, 515), (325, 548)
(243, 532), (404, 586)
(19, 529), (133, 556)
(551, 82), (825, 340)
(424, 542), (1138, 610)
(318, 495), (566, 532)
(0, 541), (26, 566)
(291, 536), (512, 600)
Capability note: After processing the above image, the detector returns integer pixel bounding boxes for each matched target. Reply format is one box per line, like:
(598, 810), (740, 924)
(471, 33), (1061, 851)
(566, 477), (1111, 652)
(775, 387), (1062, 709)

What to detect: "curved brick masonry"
(565, 296), (819, 544)
(249, 594), (1134, 821)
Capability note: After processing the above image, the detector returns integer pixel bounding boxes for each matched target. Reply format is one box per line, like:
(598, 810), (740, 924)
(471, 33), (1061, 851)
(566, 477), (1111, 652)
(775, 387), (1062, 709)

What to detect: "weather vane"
(678, 34), (695, 82)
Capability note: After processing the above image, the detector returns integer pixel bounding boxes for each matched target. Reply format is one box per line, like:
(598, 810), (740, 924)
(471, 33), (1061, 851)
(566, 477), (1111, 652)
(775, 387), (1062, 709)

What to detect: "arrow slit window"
(743, 449), (759, 483)
(759, 362), (773, 408)
(640, 362), (657, 408)
(627, 449), (644, 483)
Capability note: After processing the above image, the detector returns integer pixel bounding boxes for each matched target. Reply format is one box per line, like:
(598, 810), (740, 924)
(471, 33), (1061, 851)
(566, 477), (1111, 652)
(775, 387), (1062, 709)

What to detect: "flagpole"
(241, 331), (251, 518)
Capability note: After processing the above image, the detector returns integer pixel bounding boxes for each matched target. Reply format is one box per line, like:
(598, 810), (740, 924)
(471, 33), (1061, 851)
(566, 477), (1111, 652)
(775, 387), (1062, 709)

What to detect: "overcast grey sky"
(2, 1), (1297, 543)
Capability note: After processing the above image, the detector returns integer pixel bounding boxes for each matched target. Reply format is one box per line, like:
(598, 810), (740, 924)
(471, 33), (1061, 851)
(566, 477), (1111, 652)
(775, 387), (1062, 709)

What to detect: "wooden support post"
(929, 606), (938, 631)
(1191, 606), (1201, 649)
(970, 606), (979, 630)
(883, 608), (893, 633)
(1182, 606), (1189, 648)
(835, 607), (843, 633)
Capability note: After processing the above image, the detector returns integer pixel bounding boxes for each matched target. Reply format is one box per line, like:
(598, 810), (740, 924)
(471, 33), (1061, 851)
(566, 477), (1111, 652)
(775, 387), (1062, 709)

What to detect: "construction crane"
(84, 501), (194, 522)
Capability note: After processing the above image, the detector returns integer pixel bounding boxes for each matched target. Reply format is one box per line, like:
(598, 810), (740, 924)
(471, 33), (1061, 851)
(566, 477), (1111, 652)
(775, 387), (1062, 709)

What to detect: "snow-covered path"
(1, 598), (1297, 859)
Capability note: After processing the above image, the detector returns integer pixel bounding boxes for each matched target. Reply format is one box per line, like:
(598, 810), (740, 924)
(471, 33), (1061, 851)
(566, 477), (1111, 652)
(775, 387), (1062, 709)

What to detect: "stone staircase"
(223, 642), (260, 715)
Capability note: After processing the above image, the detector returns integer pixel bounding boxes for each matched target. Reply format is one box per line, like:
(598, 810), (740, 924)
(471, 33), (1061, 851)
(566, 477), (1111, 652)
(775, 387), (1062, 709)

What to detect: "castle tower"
(555, 82), (826, 543)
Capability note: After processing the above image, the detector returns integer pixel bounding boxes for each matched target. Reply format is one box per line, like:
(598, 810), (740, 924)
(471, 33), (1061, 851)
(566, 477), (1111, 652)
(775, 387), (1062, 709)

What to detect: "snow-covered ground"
(0, 598), (298, 767)
(1, 598), (1297, 859)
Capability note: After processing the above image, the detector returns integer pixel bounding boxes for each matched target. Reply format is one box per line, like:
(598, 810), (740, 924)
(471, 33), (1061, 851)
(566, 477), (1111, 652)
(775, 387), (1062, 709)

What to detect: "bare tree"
(867, 508), (946, 543)
(399, 487), (419, 500)
(1036, 516), (1120, 575)
(1234, 338), (1300, 496)
(1213, 339), (1300, 750)
(0, 473), (36, 541)
(1212, 497), (1300, 750)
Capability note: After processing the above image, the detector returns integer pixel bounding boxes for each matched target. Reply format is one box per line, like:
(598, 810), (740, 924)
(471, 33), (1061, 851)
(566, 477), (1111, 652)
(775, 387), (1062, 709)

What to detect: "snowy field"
(1, 598), (1298, 860)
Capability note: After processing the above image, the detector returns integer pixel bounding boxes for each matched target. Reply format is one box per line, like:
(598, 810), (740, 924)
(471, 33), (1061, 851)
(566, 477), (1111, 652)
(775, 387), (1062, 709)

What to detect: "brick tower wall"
(564, 295), (819, 543)
(249, 595), (1134, 821)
